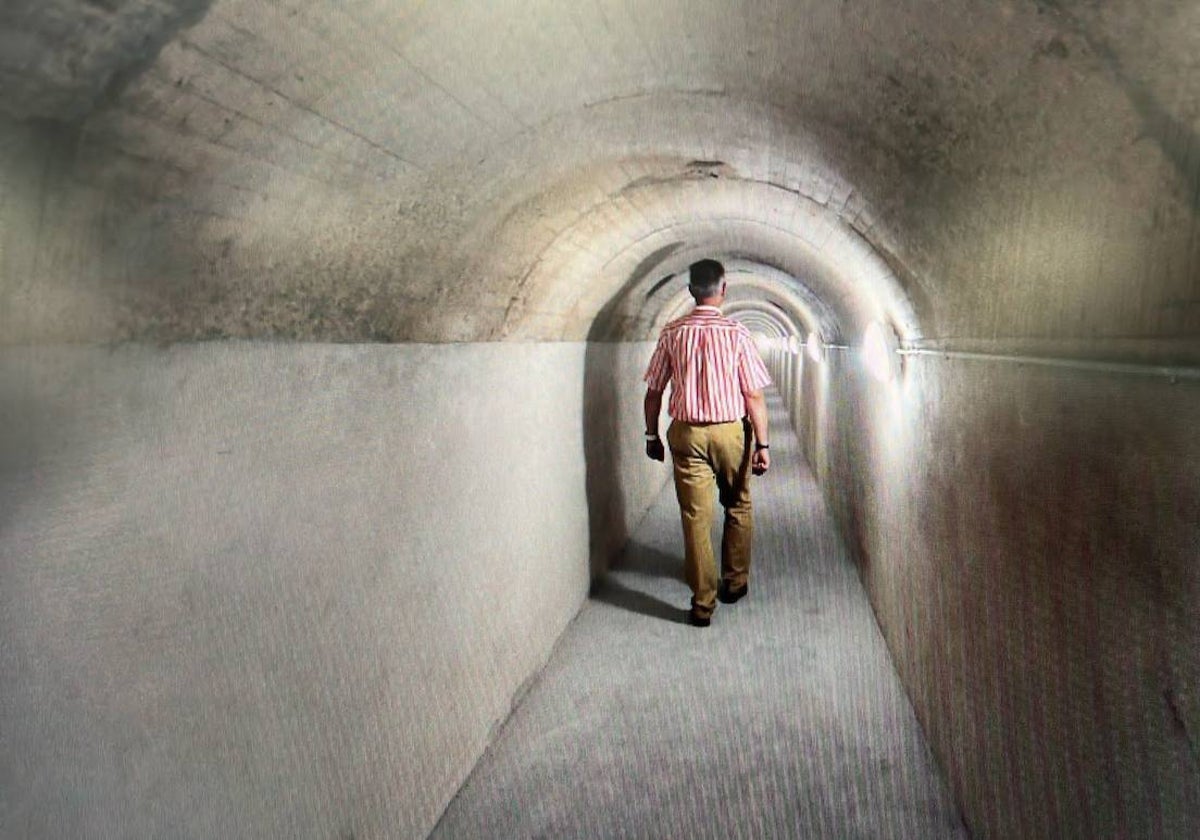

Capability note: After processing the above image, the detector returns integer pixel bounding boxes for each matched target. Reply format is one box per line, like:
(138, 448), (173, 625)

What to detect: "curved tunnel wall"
(3, 2), (1200, 839)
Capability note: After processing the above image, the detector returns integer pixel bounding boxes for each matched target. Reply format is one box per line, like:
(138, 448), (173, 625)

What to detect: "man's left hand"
(752, 447), (770, 476)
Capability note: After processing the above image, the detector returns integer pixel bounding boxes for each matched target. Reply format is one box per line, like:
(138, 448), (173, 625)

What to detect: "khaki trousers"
(666, 418), (754, 618)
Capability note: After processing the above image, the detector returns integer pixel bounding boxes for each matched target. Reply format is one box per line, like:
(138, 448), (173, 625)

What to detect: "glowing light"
(863, 320), (895, 382)
(806, 333), (824, 363)
(787, 334), (801, 355)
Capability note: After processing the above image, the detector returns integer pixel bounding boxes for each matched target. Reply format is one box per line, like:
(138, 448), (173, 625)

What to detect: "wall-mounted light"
(787, 334), (801, 355)
(806, 332), (824, 363)
(863, 320), (898, 382)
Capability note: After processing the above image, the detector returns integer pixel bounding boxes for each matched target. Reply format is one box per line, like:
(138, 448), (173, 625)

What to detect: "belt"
(671, 416), (747, 427)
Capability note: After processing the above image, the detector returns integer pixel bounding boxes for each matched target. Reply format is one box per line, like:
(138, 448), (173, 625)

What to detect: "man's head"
(688, 259), (726, 303)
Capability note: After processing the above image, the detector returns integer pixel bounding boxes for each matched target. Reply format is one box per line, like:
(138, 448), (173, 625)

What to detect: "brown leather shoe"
(718, 581), (748, 604)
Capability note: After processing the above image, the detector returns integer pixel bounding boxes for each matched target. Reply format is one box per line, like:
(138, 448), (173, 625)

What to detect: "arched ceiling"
(1, 0), (1197, 353)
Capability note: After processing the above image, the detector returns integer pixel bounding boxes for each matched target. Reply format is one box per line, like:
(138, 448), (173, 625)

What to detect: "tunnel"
(1, 1), (1199, 838)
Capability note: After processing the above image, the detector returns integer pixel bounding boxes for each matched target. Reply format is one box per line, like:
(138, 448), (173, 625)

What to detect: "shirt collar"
(694, 305), (722, 313)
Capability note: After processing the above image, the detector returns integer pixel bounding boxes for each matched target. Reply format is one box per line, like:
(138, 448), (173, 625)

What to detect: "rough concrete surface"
(0, 0), (214, 122)
(2, 3), (1200, 839)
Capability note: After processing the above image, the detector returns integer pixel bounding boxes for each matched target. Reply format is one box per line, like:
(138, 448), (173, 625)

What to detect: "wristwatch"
(755, 442), (770, 451)
(644, 432), (660, 441)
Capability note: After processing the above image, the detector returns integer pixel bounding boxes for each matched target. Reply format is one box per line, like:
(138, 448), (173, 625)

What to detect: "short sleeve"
(644, 334), (672, 392)
(737, 331), (772, 392)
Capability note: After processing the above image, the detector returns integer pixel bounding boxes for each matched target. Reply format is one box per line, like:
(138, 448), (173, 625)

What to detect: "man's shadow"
(589, 541), (689, 624)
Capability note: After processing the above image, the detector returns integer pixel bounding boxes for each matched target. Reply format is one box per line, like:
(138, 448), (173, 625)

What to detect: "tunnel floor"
(431, 393), (968, 839)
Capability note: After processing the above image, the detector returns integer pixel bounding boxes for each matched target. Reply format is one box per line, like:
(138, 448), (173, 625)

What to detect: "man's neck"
(695, 301), (722, 311)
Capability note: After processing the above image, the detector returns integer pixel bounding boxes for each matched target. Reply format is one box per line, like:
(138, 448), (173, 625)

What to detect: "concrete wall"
(796, 351), (1200, 839)
(0, 340), (661, 840)
(583, 341), (670, 578)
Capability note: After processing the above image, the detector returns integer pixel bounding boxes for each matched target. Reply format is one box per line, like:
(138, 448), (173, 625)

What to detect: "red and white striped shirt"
(644, 306), (772, 423)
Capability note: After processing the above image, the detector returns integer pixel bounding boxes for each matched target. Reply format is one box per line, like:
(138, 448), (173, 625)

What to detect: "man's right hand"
(645, 438), (665, 462)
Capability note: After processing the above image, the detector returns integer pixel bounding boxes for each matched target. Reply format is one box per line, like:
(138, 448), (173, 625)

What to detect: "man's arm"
(744, 389), (771, 475)
(644, 388), (664, 437)
(735, 327), (772, 475)
(644, 388), (665, 461)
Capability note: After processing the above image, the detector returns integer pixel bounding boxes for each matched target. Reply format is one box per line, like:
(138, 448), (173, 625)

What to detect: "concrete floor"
(431, 394), (968, 840)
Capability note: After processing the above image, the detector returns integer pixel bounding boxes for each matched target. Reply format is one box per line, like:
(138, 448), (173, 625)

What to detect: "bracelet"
(755, 442), (770, 450)
(644, 432), (660, 441)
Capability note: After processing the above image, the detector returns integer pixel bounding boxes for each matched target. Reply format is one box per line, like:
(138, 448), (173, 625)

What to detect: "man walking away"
(642, 259), (772, 627)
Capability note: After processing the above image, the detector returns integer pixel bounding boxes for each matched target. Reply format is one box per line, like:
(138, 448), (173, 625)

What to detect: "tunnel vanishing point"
(2, 1), (1199, 838)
